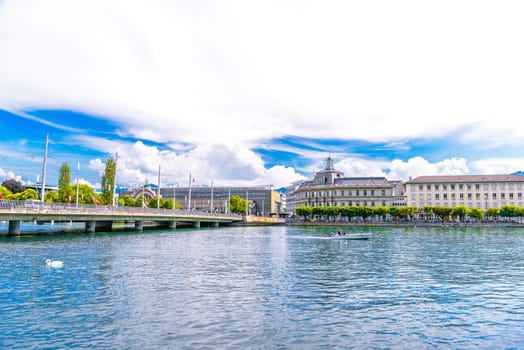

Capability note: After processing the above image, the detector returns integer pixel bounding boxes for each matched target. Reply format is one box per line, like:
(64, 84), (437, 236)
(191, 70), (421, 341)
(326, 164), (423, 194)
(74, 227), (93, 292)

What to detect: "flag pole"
(40, 133), (49, 202)
(188, 173), (192, 211)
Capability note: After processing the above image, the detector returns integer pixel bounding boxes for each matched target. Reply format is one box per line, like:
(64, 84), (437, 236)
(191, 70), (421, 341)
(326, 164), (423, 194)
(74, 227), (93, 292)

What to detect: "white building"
(293, 156), (405, 208)
(404, 175), (524, 210)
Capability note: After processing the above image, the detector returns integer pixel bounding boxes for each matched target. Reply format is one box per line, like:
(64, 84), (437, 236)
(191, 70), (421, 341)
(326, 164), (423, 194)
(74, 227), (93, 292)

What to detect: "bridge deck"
(0, 201), (243, 235)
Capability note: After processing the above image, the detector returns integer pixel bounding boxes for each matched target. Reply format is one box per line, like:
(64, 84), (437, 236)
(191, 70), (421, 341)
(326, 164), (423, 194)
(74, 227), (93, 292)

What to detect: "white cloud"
(1, 0), (523, 148)
(334, 156), (471, 181)
(0, 168), (23, 183)
(1, 0), (524, 188)
(81, 137), (305, 188)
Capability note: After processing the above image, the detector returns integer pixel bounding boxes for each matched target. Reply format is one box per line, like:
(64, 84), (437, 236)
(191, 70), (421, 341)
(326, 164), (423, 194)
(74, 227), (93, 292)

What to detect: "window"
(382, 190), (386, 196)
(509, 184), (514, 190)
(475, 184), (480, 190)
(459, 184), (463, 190)
(356, 190), (360, 196)
(500, 184), (506, 190)
(435, 193), (440, 200)
(371, 190), (375, 196)
(476, 193), (480, 200)
(348, 190), (352, 196)
(468, 193), (472, 200)
(501, 193), (506, 199)
(459, 193), (464, 199)
(443, 184), (448, 190)
(483, 184), (489, 190)
(363, 190), (367, 196)
(419, 185), (423, 191)
(451, 193), (456, 200)
(467, 184), (472, 190)
(510, 193), (514, 199)
(341, 190), (344, 196)
(492, 193), (497, 199)
(411, 194), (416, 200)
(443, 193), (448, 200)
(492, 183), (497, 190)
(435, 184), (439, 190)
(519, 193), (522, 200)
(451, 184), (455, 190)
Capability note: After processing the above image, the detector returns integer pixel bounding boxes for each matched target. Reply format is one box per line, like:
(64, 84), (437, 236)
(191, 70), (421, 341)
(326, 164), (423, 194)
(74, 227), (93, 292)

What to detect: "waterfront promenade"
(0, 200), (243, 235)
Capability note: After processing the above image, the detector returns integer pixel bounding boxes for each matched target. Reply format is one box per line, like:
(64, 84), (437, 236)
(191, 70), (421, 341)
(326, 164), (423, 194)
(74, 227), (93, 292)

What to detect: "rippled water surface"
(1, 226), (523, 349)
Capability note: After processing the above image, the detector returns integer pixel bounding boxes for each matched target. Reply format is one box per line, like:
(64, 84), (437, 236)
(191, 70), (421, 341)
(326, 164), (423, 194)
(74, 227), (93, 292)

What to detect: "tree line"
(294, 204), (524, 222)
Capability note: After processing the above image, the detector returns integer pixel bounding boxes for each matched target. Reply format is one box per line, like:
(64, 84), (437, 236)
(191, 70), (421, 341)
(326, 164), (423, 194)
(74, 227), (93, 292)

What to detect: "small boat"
(331, 233), (370, 240)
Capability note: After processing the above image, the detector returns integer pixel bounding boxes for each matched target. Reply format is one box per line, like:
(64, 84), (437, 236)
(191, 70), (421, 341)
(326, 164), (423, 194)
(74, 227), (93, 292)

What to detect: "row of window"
(413, 183), (524, 191)
(304, 189), (388, 198)
(412, 192), (523, 201)
(307, 200), (388, 207)
(419, 201), (524, 209)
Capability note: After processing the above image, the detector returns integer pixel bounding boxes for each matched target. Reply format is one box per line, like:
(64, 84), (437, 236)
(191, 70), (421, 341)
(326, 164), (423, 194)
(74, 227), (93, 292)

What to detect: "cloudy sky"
(1, 0), (523, 189)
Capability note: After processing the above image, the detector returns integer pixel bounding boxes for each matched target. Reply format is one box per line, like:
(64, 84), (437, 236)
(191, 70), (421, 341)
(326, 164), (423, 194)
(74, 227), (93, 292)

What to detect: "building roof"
(334, 177), (393, 187)
(408, 174), (524, 184)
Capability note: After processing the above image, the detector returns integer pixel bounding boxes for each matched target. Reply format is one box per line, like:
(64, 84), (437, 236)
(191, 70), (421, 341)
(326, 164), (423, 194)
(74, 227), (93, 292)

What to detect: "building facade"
(151, 185), (282, 215)
(293, 157), (405, 209)
(404, 175), (524, 210)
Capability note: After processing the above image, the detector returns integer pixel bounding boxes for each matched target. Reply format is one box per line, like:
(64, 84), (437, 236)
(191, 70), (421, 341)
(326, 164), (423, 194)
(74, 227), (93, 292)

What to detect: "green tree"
(0, 185), (13, 199)
(101, 156), (116, 205)
(388, 206), (400, 221)
(121, 194), (136, 207)
(58, 162), (71, 202)
(312, 206), (325, 220)
(229, 195), (247, 214)
(162, 198), (175, 209)
(452, 205), (468, 222)
(72, 184), (97, 204)
(148, 196), (164, 209)
(1, 179), (24, 193)
(44, 190), (59, 203)
(295, 206), (312, 221)
(433, 206), (453, 221)
(12, 188), (39, 200)
(487, 208), (499, 219)
(325, 206), (339, 221)
(374, 206), (389, 222)
(468, 207), (484, 221)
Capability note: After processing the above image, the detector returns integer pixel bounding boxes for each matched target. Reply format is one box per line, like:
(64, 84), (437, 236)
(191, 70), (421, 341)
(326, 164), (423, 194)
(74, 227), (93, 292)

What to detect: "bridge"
(0, 200), (244, 235)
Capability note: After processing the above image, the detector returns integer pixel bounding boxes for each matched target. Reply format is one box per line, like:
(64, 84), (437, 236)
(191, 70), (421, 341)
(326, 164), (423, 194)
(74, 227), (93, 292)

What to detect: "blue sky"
(1, 1), (524, 189)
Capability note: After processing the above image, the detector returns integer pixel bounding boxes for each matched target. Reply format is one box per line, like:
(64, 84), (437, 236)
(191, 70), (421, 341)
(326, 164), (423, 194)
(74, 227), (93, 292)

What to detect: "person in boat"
(337, 230), (342, 235)
(343, 231), (346, 235)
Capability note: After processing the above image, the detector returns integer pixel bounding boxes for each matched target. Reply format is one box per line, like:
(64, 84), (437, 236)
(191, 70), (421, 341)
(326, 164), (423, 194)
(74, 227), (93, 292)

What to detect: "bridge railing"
(0, 200), (242, 219)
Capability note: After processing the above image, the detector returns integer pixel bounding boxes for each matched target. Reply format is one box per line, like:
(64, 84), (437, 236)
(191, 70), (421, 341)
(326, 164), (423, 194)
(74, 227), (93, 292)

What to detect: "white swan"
(45, 259), (64, 268)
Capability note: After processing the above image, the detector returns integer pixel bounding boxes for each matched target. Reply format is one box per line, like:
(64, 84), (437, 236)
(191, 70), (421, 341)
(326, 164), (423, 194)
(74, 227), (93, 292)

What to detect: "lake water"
(1, 225), (523, 349)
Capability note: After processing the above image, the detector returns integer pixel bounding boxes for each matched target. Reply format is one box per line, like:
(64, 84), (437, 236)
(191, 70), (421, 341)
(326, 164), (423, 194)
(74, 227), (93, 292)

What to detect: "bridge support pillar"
(135, 220), (144, 231)
(85, 221), (96, 233)
(8, 220), (21, 235)
(213, 221), (219, 227)
(169, 221), (176, 229)
(194, 221), (200, 228)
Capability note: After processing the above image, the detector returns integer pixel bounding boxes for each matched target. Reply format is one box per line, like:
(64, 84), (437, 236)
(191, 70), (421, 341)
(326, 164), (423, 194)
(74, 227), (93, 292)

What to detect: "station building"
(404, 174), (524, 210)
(126, 185), (283, 216)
